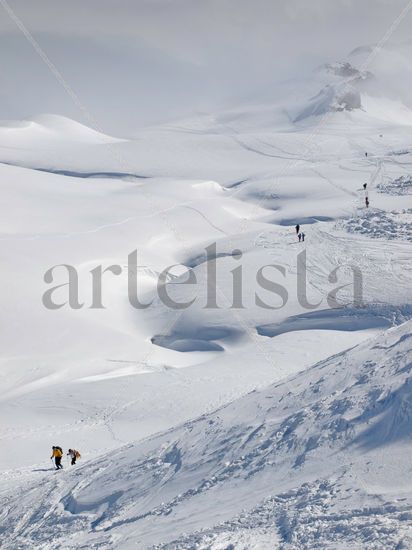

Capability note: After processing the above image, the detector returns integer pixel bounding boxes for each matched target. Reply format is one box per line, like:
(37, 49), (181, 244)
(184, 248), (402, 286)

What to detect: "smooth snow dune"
(361, 95), (412, 126)
(0, 114), (124, 146)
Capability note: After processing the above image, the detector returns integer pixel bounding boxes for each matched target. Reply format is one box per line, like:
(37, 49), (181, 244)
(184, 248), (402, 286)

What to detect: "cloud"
(0, 0), (411, 133)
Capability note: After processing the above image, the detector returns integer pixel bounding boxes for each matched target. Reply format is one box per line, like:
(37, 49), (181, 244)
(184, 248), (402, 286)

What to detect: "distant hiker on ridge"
(301, 232), (305, 242)
(295, 224), (300, 234)
(365, 196), (369, 208)
(51, 446), (63, 469)
(363, 183), (367, 190)
(298, 233), (302, 242)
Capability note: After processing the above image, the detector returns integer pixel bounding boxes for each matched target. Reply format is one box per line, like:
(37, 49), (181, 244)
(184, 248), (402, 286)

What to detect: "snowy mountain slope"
(1, 44), (412, 549)
(2, 321), (412, 549)
(1, 105), (412, 460)
(1, 134), (411, 474)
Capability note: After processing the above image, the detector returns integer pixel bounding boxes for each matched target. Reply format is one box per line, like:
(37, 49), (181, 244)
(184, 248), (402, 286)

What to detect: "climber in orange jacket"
(51, 446), (63, 469)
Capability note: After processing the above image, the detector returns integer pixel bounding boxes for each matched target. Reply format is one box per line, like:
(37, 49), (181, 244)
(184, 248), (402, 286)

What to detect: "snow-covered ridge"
(293, 83), (362, 122)
(292, 42), (412, 124)
(293, 59), (372, 122)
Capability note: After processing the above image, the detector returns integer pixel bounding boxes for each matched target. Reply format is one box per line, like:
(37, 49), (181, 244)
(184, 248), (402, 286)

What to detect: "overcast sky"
(0, 0), (411, 135)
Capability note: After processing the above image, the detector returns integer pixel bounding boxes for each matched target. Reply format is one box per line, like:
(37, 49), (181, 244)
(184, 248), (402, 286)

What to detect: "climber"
(67, 449), (81, 466)
(51, 446), (63, 469)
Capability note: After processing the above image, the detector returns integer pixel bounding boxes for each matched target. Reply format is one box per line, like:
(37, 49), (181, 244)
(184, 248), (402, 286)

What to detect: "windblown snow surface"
(1, 52), (412, 549)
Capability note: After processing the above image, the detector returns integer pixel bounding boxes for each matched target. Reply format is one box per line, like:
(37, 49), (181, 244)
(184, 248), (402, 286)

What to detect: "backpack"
(74, 450), (81, 459)
(54, 447), (63, 458)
